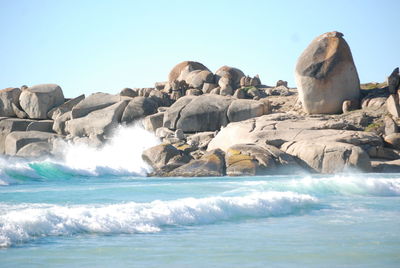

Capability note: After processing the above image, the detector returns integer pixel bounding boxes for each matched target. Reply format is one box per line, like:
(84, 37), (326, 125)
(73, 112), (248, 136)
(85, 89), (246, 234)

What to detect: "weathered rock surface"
(227, 99), (267, 122)
(0, 118), (33, 154)
(225, 143), (301, 176)
(295, 31), (360, 114)
(281, 140), (371, 173)
(19, 84), (65, 119)
(384, 133), (400, 150)
(167, 149), (225, 177)
(0, 87), (21, 117)
(386, 95), (400, 118)
(26, 120), (54, 132)
(121, 97), (158, 124)
(387, 67), (400, 94)
(66, 101), (128, 137)
(4, 131), (59, 156)
(215, 66), (245, 90)
(16, 141), (53, 158)
(142, 143), (191, 173)
(71, 93), (122, 119)
(208, 113), (382, 152)
(53, 111), (72, 135)
(143, 112), (164, 132)
(371, 159), (400, 172)
(48, 94), (85, 119)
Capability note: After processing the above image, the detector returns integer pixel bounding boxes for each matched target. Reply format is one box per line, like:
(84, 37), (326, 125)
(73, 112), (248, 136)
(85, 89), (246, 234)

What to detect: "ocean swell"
(0, 191), (318, 247)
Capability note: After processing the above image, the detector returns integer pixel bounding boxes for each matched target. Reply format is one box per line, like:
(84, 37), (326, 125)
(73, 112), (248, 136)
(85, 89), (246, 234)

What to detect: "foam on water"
(225, 175), (400, 197)
(0, 191), (318, 247)
(0, 124), (160, 182)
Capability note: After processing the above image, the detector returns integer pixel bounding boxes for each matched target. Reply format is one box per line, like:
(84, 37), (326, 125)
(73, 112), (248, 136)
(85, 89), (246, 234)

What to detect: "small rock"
(175, 129), (185, 140)
(120, 88), (138, 98)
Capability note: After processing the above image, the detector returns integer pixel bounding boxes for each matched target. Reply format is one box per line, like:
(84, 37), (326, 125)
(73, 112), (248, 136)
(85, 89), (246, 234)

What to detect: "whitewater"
(0, 125), (399, 267)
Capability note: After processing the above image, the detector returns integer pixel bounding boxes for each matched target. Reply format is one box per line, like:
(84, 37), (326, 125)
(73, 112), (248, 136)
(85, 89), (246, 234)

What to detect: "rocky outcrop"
(143, 112), (164, 132)
(0, 118), (33, 154)
(215, 66), (245, 91)
(225, 143), (302, 176)
(66, 101), (128, 138)
(0, 87), (21, 117)
(387, 67), (400, 94)
(281, 141), (371, 173)
(167, 149), (225, 177)
(71, 93), (122, 119)
(142, 143), (191, 173)
(227, 99), (267, 122)
(48, 94), (85, 119)
(121, 97), (158, 124)
(4, 131), (59, 156)
(295, 31), (360, 114)
(19, 84), (65, 119)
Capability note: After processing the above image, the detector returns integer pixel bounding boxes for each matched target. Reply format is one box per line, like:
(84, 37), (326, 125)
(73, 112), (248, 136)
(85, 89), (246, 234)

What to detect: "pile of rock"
(1, 30), (400, 175)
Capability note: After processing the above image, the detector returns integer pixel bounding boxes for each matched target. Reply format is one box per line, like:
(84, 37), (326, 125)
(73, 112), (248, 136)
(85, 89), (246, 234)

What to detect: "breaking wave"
(0, 191), (318, 247)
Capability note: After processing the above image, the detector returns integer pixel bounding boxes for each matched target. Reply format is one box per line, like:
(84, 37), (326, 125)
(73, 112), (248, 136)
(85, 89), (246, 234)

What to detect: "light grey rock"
(0, 87), (21, 117)
(71, 92), (122, 119)
(384, 115), (398, 136)
(165, 95), (233, 132)
(384, 133), (400, 150)
(174, 129), (185, 140)
(66, 101), (128, 138)
(121, 97), (158, 124)
(53, 111), (72, 135)
(26, 120), (54, 133)
(371, 159), (400, 172)
(155, 127), (174, 139)
(295, 31), (360, 114)
(282, 140), (371, 173)
(227, 99), (267, 122)
(5, 131), (59, 156)
(11, 103), (28, 119)
(143, 112), (165, 132)
(16, 142), (53, 158)
(47, 94), (85, 119)
(386, 94), (400, 118)
(202, 83), (217, 94)
(186, 132), (215, 149)
(19, 84), (64, 119)
(0, 118), (33, 154)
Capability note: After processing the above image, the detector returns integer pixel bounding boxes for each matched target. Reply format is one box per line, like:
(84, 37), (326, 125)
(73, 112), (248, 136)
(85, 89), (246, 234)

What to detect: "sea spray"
(60, 123), (160, 176)
(0, 191), (318, 247)
(0, 123), (161, 182)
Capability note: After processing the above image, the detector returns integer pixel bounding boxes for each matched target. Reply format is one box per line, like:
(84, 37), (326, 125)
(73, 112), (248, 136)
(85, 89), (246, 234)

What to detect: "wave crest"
(0, 191), (318, 247)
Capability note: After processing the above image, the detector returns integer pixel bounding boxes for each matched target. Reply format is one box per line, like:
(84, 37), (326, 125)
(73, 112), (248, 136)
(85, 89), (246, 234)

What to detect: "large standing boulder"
(387, 67), (400, 94)
(19, 84), (65, 119)
(0, 87), (21, 117)
(215, 66), (245, 90)
(65, 101), (128, 138)
(295, 31), (360, 114)
(281, 140), (371, 173)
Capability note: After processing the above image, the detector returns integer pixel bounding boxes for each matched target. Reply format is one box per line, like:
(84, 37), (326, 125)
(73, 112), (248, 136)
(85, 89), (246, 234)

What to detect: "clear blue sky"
(1, 0), (399, 97)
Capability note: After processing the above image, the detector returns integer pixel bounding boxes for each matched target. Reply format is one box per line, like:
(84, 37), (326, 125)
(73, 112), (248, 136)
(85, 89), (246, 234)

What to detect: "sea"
(0, 125), (399, 267)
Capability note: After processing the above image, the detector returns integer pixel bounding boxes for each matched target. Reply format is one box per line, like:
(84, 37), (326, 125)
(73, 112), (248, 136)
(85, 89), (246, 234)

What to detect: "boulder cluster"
(1, 31), (400, 175)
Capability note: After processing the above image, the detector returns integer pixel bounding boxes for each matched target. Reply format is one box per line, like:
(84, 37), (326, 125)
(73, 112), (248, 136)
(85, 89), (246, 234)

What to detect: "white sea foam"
(287, 175), (400, 196)
(0, 191), (317, 247)
(0, 123), (160, 182)
(59, 123), (160, 176)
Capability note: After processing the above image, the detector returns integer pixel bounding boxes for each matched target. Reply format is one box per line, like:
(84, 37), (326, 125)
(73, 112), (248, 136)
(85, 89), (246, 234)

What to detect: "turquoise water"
(0, 127), (399, 267)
